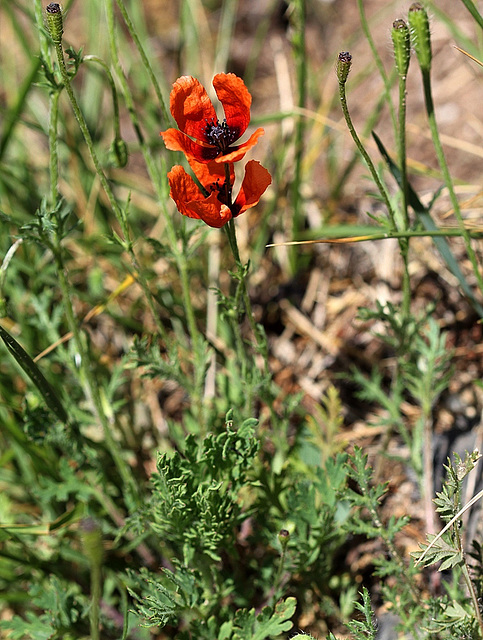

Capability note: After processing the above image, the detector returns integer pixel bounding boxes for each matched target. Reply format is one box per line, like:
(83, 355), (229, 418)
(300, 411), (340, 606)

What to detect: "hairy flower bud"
(80, 517), (104, 566)
(408, 3), (432, 73)
(392, 19), (410, 76)
(337, 51), (352, 85)
(45, 3), (64, 45)
(111, 138), (128, 168)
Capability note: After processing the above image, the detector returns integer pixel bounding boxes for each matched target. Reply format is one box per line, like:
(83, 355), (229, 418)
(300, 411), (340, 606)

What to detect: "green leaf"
(232, 597), (296, 640)
(0, 323), (68, 423)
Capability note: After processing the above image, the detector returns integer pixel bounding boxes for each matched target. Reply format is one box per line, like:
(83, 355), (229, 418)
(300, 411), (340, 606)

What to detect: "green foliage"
(344, 587), (377, 639)
(126, 414), (260, 564)
(2, 0), (483, 638)
(0, 575), (86, 639)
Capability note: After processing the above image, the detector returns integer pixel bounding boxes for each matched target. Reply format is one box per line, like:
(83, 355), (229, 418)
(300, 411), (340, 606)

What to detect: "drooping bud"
(45, 3), (64, 45)
(408, 3), (432, 73)
(391, 19), (411, 76)
(337, 51), (352, 85)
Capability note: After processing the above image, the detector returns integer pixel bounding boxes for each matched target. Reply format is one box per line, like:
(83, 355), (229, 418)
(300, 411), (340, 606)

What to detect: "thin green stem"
(113, 0), (170, 127)
(421, 68), (483, 298)
(397, 76), (409, 231)
(338, 80), (397, 230)
(48, 90), (61, 208)
(34, 0), (52, 74)
(396, 72), (411, 324)
(54, 249), (139, 507)
(89, 562), (101, 640)
(225, 219), (266, 359)
(50, 23), (171, 341)
(105, 0), (201, 350)
(82, 55), (124, 147)
(273, 541), (288, 600)
(52, 42), (120, 217)
(332, 70), (396, 201)
(457, 532), (483, 637)
(290, 0), (307, 242)
(45, 36), (139, 505)
(356, 0), (397, 132)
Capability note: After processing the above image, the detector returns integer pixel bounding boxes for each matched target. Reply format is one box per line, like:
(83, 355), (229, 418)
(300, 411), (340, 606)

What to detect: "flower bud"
(45, 3), (64, 45)
(408, 3), (432, 73)
(80, 517), (104, 567)
(278, 528), (290, 551)
(392, 19), (410, 76)
(110, 138), (128, 168)
(337, 51), (352, 85)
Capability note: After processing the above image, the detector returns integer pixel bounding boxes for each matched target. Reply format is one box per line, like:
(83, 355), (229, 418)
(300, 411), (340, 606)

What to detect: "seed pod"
(408, 3), (432, 73)
(392, 19), (410, 76)
(45, 3), (64, 45)
(337, 51), (352, 85)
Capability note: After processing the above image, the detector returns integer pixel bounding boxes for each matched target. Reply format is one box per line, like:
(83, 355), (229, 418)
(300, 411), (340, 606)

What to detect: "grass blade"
(0, 324), (68, 423)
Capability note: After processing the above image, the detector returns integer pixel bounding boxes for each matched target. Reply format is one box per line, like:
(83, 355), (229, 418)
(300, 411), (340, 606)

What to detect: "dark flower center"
(208, 178), (229, 204)
(206, 178), (240, 215)
(203, 118), (237, 152)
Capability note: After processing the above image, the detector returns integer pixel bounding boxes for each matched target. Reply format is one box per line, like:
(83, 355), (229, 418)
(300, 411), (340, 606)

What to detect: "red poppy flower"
(161, 73), (265, 164)
(167, 159), (271, 228)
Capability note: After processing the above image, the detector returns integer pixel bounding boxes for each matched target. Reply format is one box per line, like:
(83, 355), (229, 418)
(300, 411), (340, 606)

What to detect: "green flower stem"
(396, 70), (411, 324)
(338, 72), (397, 232)
(51, 42), (120, 220)
(105, 0), (201, 352)
(225, 219), (266, 359)
(356, 0), (397, 132)
(332, 71), (396, 201)
(48, 89), (61, 208)
(113, 0), (169, 127)
(82, 55), (124, 154)
(455, 522), (483, 636)
(34, 0), (52, 74)
(273, 530), (290, 601)
(289, 0), (307, 245)
(53, 246), (139, 507)
(420, 68), (483, 297)
(45, 18), (139, 505)
(48, 13), (171, 342)
(80, 519), (103, 640)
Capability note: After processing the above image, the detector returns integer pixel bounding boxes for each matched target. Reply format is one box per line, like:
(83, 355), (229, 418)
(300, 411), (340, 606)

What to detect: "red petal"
(186, 193), (232, 228)
(167, 165), (204, 220)
(214, 128), (265, 164)
(167, 164), (232, 228)
(169, 76), (217, 143)
(213, 73), (251, 139)
(161, 128), (219, 163)
(188, 158), (235, 189)
(233, 160), (272, 216)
